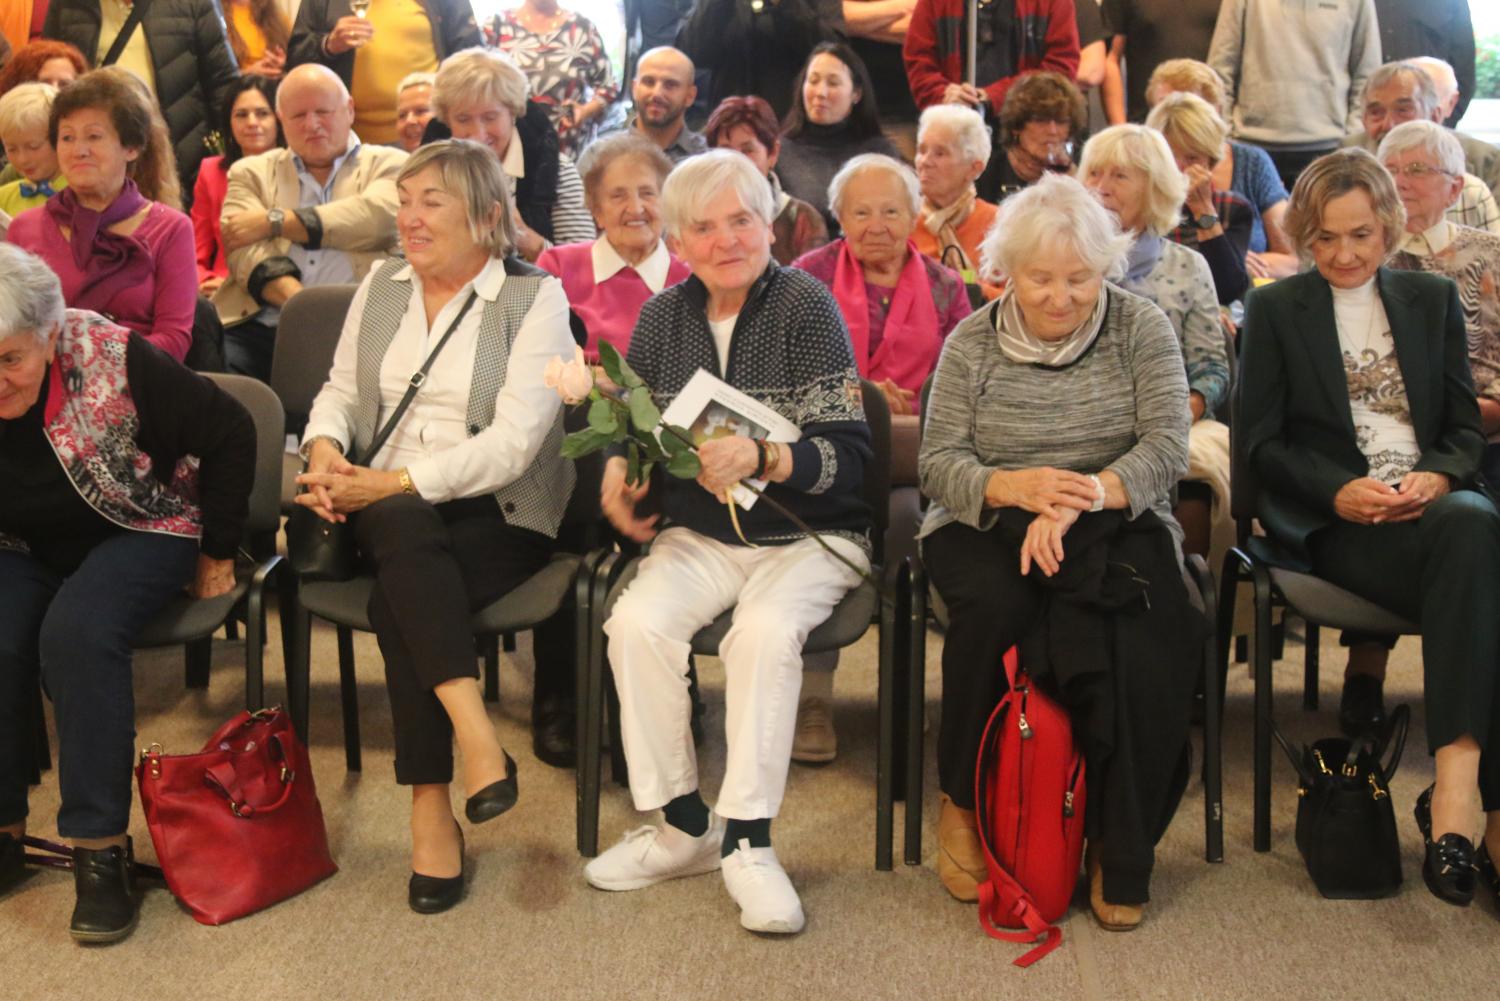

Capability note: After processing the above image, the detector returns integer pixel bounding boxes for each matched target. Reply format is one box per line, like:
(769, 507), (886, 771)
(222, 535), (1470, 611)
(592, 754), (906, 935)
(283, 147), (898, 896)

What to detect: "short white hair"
(1377, 120), (1466, 178)
(0, 243), (66, 346)
(1079, 124), (1188, 236)
(917, 104), (992, 169)
(828, 153), (920, 219)
(980, 172), (1131, 282)
(397, 71), (436, 97)
(659, 149), (774, 238)
(1409, 56), (1458, 104)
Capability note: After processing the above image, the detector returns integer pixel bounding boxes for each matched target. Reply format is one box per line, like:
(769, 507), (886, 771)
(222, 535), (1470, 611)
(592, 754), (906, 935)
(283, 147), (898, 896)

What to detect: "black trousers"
(1306, 491), (1500, 810)
(353, 495), (557, 786)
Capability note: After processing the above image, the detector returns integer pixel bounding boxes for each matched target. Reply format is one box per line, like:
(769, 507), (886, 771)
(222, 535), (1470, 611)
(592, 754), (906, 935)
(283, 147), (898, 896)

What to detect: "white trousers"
(604, 527), (868, 819)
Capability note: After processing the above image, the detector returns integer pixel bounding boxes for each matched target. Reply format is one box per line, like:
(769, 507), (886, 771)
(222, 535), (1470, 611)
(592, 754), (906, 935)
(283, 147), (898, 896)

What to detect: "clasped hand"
(986, 466), (1097, 520)
(1333, 472), (1450, 525)
(294, 444), (401, 522)
(1020, 507), (1080, 577)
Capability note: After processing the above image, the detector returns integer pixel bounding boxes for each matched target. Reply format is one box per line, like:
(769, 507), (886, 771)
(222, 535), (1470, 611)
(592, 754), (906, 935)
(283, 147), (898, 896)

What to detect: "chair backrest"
(860, 379), (893, 566)
(206, 372), (287, 537)
(184, 295), (226, 373)
(270, 284), (358, 428)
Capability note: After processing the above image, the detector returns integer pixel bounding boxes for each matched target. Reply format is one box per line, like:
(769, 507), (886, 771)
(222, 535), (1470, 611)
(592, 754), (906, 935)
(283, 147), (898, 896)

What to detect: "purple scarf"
(44, 180), (153, 316)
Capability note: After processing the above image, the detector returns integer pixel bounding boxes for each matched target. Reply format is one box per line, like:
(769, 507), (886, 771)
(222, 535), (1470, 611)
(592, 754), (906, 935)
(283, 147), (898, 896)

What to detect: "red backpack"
(974, 648), (1087, 967)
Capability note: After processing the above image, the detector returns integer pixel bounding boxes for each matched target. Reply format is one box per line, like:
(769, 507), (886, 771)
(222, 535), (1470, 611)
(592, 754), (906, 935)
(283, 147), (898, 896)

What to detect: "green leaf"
(616, 353), (646, 389)
(666, 450), (701, 478)
(626, 441), (642, 486)
(639, 435), (665, 462)
(639, 460), (656, 484)
(661, 424), (694, 456)
(587, 397), (618, 435)
(597, 340), (626, 387)
(628, 388), (661, 434)
(560, 428), (613, 458)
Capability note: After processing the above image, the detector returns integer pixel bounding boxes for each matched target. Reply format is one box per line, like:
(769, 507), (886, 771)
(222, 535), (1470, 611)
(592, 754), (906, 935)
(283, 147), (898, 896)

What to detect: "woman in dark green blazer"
(1238, 148), (1500, 909)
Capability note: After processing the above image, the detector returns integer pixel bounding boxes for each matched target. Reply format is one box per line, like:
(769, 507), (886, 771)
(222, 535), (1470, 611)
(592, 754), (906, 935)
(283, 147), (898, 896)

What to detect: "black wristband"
(753, 438), (767, 479)
(295, 207), (324, 250)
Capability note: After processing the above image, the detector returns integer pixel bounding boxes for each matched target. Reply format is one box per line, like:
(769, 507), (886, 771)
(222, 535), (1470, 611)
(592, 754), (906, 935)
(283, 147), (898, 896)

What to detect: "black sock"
(722, 818), (771, 857)
(663, 792), (709, 837)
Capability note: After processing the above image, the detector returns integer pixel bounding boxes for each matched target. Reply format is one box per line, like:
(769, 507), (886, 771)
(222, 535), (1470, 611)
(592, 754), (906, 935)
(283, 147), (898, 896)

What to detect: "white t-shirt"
(1332, 278), (1419, 485)
(708, 314), (737, 374)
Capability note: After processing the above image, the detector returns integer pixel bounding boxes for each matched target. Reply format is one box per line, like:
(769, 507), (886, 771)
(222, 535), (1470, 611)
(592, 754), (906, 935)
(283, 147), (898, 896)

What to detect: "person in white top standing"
(297, 139), (576, 916)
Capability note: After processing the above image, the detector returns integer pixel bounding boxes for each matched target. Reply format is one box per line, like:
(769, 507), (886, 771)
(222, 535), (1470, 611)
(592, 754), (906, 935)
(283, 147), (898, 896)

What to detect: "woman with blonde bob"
(919, 173), (1199, 929)
(1239, 148), (1500, 910)
(1079, 124), (1232, 562)
(298, 140), (576, 915)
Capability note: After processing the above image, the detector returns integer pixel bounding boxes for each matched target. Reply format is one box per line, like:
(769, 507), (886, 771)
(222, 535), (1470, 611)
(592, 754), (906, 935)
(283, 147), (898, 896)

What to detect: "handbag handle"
(202, 734), (297, 818)
(1376, 704), (1411, 784)
(1271, 723), (1316, 787)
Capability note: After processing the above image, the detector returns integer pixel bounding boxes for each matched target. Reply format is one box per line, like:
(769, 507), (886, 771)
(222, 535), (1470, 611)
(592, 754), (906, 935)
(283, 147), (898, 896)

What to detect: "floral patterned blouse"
(486, 10), (620, 158)
(1391, 221), (1500, 405)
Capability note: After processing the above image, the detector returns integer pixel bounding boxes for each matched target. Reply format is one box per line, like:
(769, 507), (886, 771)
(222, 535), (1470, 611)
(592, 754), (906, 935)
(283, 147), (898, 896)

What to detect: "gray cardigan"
(918, 285), (1189, 541)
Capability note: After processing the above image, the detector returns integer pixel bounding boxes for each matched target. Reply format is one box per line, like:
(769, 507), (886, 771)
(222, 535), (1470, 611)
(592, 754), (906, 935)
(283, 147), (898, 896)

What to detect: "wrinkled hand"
(190, 554), (237, 599)
(601, 456), (658, 542)
(1183, 163), (1216, 216)
(697, 435), (760, 496)
(243, 45), (286, 78)
(1020, 508), (1080, 577)
(198, 275), (225, 297)
(985, 466), (1097, 519)
(876, 378), (916, 417)
(297, 464), (402, 517)
(326, 16), (374, 54)
(221, 210), (272, 252)
(942, 83), (985, 108)
(1332, 476), (1425, 525)
(1387, 470), (1451, 522)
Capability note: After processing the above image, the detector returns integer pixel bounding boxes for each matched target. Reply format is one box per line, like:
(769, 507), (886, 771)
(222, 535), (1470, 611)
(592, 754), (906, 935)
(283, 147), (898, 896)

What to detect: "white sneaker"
(584, 814), (726, 891)
(721, 840), (806, 934)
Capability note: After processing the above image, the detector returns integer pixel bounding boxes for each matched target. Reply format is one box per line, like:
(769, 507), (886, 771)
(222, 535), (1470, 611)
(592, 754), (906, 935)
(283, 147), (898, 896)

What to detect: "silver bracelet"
(299, 435), (344, 464)
(1088, 474), (1105, 513)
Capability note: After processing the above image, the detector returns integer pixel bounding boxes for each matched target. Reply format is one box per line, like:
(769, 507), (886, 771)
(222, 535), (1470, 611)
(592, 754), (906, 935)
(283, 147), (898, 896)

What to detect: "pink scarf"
(830, 238), (943, 396)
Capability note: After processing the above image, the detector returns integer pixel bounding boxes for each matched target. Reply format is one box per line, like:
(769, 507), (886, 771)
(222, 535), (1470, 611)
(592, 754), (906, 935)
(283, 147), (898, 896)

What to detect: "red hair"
(0, 40), (90, 98)
(704, 96), (780, 153)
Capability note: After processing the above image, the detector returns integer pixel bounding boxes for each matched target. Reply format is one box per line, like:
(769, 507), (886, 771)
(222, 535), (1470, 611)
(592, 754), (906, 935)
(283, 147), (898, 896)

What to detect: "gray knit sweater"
(917, 285), (1190, 541)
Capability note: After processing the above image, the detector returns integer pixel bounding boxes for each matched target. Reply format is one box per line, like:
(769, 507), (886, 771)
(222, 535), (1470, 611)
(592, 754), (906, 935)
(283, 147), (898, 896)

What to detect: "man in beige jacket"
(215, 63), (406, 380)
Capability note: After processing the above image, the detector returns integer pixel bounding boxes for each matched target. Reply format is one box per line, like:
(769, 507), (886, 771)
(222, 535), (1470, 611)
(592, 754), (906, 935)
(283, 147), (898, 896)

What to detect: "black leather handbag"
(1274, 705), (1410, 899)
(287, 291), (478, 582)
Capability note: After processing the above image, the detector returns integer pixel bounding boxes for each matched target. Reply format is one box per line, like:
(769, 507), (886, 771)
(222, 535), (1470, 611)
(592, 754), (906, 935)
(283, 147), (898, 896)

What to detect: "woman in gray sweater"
(918, 174), (1195, 930)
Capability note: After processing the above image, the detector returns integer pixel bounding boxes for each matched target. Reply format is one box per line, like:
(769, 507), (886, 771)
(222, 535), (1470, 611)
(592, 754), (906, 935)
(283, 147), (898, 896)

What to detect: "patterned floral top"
(486, 10), (620, 158)
(1391, 221), (1500, 404)
(1332, 279), (1418, 485)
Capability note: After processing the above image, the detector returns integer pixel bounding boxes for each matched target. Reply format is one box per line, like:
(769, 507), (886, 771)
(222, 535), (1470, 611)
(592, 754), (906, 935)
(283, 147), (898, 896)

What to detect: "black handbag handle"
(1271, 723), (1316, 787)
(1376, 704), (1411, 784)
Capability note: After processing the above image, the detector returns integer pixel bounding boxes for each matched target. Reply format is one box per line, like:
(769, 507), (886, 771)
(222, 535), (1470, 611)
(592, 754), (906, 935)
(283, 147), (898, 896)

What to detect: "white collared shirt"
(1398, 218), (1457, 258)
(590, 235), (672, 293)
(303, 256), (574, 503)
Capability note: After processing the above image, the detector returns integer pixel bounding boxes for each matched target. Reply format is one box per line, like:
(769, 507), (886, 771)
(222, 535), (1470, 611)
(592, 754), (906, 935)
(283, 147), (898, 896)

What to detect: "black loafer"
(1416, 785), (1476, 906)
(531, 702), (577, 770)
(0, 832), (24, 894)
(70, 839), (139, 944)
(1476, 840), (1500, 903)
(464, 751), (518, 825)
(1338, 673), (1386, 738)
(409, 829), (465, 914)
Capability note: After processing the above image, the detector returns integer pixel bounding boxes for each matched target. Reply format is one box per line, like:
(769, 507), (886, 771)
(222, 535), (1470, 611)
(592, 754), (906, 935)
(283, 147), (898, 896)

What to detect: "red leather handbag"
(974, 648), (1087, 967)
(135, 708), (337, 925)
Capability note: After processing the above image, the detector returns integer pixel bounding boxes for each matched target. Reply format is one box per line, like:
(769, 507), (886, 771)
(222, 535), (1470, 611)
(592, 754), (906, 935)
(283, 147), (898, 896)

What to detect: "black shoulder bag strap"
(101, 0), (156, 68)
(357, 289), (481, 465)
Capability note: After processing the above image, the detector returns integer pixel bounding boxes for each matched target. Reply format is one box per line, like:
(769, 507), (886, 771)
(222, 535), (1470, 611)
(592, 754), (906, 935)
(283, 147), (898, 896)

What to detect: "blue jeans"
(0, 532), (197, 838)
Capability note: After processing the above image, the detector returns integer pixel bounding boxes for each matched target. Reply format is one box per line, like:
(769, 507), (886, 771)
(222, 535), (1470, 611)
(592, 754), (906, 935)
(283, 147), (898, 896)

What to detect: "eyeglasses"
(1385, 162), (1455, 180)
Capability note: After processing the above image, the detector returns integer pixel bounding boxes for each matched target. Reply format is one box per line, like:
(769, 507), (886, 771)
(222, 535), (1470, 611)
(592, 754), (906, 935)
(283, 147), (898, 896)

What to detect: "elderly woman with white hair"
(429, 47), (596, 262)
(585, 150), (871, 936)
(919, 173), (1199, 929)
(911, 104), (1000, 300)
(793, 153), (971, 417)
(0, 243), (254, 943)
(1080, 124), (1232, 563)
(298, 140), (577, 915)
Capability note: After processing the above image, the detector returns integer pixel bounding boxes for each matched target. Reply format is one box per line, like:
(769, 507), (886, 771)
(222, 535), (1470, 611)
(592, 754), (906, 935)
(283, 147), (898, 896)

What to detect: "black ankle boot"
(70, 839), (139, 944)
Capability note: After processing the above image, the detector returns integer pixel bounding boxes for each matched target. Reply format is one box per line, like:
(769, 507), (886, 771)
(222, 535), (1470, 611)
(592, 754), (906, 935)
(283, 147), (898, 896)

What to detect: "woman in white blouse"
(296, 140), (576, 915)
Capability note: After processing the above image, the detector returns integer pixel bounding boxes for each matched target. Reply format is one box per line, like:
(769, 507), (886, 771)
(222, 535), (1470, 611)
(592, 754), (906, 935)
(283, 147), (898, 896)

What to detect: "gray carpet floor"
(6, 607), (1499, 1001)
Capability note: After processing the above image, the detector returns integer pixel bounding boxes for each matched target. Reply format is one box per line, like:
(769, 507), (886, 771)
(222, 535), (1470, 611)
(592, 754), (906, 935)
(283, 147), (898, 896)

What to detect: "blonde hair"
(1078, 125), (1187, 237)
(1145, 59), (1228, 117)
(1145, 92), (1229, 167)
(433, 48), (529, 122)
(1284, 148), (1406, 258)
(0, 82), (57, 141)
(980, 172), (1131, 282)
(397, 140), (517, 258)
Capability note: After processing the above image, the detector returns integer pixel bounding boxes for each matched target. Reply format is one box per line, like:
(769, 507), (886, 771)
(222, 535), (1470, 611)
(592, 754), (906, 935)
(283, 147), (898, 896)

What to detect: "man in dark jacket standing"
(42, 0), (239, 207)
(287, 0), (479, 147)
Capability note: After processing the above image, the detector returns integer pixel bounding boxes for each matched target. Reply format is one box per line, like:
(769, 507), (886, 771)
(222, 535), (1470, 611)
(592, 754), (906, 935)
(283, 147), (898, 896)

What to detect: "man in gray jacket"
(1208, 0), (1380, 190)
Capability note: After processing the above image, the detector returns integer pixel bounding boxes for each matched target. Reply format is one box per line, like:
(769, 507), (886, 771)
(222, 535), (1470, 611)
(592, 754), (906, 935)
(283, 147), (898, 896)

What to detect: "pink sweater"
(7, 201), (197, 362)
(536, 240), (691, 360)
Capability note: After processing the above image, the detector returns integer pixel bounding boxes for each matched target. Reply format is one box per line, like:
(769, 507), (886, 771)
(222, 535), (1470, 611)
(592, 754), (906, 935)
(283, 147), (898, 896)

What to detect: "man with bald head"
(606, 46), (707, 163)
(213, 64), (408, 380)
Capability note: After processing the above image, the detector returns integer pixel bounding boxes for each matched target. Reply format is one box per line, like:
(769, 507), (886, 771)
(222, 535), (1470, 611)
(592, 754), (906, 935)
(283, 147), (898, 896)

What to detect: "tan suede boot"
(1086, 844), (1143, 931)
(937, 794), (986, 902)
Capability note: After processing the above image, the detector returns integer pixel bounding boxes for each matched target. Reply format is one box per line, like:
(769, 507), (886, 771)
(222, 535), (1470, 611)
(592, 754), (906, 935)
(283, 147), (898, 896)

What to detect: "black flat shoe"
(408, 828), (465, 915)
(1338, 673), (1386, 738)
(70, 839), (139, 944)
(1477, 841), (1500, 903)
(531, 700), (577, 770)
(1423, 833), (1477, 906)
(0, 833), (24, 894)
(1415, 783), (1434, 842)
(464, 751), (518, 824)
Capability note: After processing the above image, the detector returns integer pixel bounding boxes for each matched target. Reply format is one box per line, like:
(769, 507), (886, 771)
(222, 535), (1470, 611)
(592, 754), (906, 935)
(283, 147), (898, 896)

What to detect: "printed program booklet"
(660, 369), (801, 509)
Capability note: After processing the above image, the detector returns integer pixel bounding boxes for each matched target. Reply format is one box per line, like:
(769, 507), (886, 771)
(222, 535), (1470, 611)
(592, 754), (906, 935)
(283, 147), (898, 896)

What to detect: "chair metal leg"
(904, 558), (927, 867)
(276, 565), (299, 690)
(1302, 622), (1320, 711)
(184, 636), (212, 689)
(502, 631), (517, 653)
(286, 603), (314, 744)
(1188, 554), (1224, 863)
(483, 635), (500, 703)
(243, 558), (280, 711)
(577, 552), (617, 857)
(339, 627), (362, 772)
(875, 567), (899, 872)
(225, 618), (240, 641)
(1252, 564), (1275, 852)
